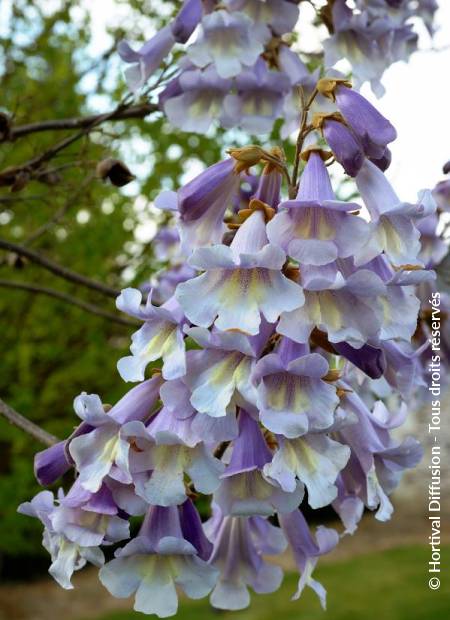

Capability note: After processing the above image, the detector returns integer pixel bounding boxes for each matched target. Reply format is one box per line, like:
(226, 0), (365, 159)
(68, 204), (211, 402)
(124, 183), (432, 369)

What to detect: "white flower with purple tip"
(187, 10), (270, 79)
(176, 210), (305, 336)
(264, 434), (350, 509)
(206, 508), (286, 610)
(253, 341), (339, 438)
(18, 490), (105, 590)
(116, 288), (186, 382)
(99, 505), (218, 617)
(69, 378), (162, 493)
(214, 410), (304, 516)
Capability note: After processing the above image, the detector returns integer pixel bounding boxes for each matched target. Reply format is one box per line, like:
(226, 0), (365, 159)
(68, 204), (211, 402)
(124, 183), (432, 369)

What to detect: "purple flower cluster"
(20, 78), (437, 615)
(118, 0), (318, 134)
(323, 0), (438, 96)
(117, 0), (436, 136)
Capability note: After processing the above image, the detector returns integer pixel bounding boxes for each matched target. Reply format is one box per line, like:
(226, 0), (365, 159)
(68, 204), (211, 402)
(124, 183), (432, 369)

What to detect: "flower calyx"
(316, 77), (352, 102)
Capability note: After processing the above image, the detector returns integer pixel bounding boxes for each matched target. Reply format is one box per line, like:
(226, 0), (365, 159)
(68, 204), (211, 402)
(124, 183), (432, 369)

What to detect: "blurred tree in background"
(0, 0), (226, 564)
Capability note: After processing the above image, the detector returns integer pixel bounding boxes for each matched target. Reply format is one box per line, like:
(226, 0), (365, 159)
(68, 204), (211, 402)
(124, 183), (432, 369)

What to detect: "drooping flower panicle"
(18, 4), (440, 617)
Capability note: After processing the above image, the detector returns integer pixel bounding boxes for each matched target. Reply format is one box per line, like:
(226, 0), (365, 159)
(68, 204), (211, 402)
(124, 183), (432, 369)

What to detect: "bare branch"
(0, 98), (158, 188)
(0, 397), (59, 446)
(0, 195), (47, 204)
(0, 278), (138, 327)
(6, 102), (158, 141)
(0, 238), (120, 298)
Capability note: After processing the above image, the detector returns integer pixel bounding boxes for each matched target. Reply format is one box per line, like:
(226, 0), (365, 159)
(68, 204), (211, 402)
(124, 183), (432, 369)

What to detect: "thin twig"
(0, 195), (47, 203)
(0, 279), (138, 327)
(0, 397), (59, 446)
(0, 97), (157, 188)
(5, 103), (158, 141)
(291, 86), (318, 196)
(0, 238), (120, 298)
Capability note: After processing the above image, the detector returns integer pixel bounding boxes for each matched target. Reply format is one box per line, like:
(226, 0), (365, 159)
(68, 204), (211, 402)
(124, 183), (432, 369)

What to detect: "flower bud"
(228, 145), (264, 172)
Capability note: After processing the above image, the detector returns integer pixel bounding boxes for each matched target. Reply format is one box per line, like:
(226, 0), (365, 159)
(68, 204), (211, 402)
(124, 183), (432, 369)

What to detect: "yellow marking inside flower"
(137, 555), (159, 580)
(234, 357), (252, 384)
(100, 434), (120, 465)
(280, 440), (302, 473)
(379, 296), (392, 325)
(294, 439), (318, 473)
(306, 293), (322, 325)
(209, 352), (244, 388)
(190, 95), (223, 119)
(317, 210), (336, 240)
(153, 445), (186, 471)
(242, 3), (273, 23)
(143, 323), (176, 359)
(294, 209), (335, 240)
(78, 511), (109, 534)
(231, 471), (272, 501)
(266, 375), (310, 412)
(242, 98), (273, 116)
(378, 218), (405, 257)
(319, 292), (343, 330)
(219, 268), (266, 306)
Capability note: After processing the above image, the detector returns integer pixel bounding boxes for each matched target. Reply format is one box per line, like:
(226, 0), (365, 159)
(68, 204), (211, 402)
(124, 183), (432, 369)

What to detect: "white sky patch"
(296, 0), (450, 201)
(361, 6), (450, 201)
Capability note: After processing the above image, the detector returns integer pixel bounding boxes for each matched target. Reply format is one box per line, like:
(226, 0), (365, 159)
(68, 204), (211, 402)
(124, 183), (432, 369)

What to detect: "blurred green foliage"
(0, 0), (224, 558)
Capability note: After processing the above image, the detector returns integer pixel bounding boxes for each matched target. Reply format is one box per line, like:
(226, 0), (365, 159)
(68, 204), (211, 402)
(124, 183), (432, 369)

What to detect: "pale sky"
(362, 2), (450, 200)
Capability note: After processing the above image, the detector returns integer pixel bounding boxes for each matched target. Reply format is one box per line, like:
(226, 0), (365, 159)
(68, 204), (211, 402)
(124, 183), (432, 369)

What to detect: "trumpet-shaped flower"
(182, 325), (272, 418)
(214, 411), (304, 516)
(206, 508), (286, 610)
(163, 66), (233, 136)
(277, 258), (387, 348)
(253, 339), (339, 438)
(264, 433), (350, 509)
(355, 160), (435, 266)
(279, 509), (338, 609)
(226, 0), (300, 35)
(69, 377), (162, 493)
(335, 391), (423, 524)
(187, 10), (270, 79)
(18, 491), (105, 589)
(176, 211), (305, 335)
(99, 504), (218, 617)
(53, 480), (130, 547)
(222, 59), (291, 134)
(149, 378), (239, 447)
(122, 419), (224, 506)
(116, 288), (186, 382)
(267, 151), (370, 266)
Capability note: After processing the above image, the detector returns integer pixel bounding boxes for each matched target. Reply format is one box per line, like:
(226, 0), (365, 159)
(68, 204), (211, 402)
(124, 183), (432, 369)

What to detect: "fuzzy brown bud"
(96, 158), (135, 187)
